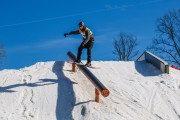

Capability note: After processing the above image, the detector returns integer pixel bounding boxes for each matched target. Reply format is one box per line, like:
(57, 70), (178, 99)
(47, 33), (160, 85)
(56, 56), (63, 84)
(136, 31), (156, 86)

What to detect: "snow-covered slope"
(0, 61), (180, 120)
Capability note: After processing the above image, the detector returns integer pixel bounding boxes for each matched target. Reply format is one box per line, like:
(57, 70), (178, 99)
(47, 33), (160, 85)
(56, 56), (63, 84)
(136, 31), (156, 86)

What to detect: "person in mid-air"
(64, 22), (94, 66)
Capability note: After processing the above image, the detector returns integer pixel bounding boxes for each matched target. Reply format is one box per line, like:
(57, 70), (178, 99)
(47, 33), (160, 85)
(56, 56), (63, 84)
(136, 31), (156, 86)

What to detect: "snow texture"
(0, 61), (180, 120)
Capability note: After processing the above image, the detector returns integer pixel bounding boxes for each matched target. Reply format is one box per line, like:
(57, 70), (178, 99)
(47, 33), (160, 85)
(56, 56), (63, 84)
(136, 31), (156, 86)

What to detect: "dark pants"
(77, 40), (94, 63)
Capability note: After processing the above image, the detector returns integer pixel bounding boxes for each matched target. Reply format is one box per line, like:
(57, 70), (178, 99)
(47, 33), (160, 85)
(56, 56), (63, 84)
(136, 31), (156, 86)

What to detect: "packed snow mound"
(0, 61), (180, 120)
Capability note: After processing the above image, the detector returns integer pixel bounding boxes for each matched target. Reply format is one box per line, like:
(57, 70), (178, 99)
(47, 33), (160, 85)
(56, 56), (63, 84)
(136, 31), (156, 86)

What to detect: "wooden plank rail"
(67, 51), (110, 100)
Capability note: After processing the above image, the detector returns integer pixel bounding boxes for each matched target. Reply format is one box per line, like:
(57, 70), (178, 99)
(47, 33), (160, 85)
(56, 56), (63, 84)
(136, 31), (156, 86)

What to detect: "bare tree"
(113, 32), (139, 61)
(148, 9), (180, 67)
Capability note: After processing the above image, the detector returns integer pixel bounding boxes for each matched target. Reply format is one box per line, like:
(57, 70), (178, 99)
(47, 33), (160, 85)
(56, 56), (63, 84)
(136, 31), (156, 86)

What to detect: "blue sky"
(0, 0), (180, 69)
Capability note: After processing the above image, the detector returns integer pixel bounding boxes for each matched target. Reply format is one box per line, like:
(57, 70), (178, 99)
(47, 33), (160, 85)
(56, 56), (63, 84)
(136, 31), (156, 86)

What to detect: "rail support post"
(95, 88), (100, 103)
(72, 63), (76, 72)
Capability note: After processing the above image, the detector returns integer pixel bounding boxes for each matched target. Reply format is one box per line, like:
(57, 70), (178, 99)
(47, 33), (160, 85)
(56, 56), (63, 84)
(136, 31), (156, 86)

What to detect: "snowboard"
(66, 60), (100, 69)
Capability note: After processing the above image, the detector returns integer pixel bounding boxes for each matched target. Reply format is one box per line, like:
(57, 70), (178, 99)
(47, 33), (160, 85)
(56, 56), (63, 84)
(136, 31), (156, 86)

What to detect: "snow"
(0, 61), (180, 120)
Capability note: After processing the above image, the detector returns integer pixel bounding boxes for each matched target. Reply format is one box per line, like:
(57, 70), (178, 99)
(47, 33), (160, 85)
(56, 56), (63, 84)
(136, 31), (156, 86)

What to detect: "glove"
(64, 33), (69, 37)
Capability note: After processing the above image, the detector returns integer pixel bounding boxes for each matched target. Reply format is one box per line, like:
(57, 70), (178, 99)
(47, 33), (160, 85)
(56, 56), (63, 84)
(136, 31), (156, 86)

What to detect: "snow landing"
(0, 61), (180, 120)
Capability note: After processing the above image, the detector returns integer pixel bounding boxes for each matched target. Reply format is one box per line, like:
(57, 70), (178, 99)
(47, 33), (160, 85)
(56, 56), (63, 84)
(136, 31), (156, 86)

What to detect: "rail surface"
(67, 51), (110, 97)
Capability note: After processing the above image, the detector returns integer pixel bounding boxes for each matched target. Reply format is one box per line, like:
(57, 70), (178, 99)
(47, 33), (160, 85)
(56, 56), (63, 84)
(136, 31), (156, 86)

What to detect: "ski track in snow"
(0, 61), (180, 120)
(20, 72), (35, 120)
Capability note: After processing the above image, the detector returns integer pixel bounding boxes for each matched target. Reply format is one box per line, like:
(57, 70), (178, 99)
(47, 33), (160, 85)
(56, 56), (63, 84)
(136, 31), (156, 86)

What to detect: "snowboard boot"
(85, 62), (91, 67)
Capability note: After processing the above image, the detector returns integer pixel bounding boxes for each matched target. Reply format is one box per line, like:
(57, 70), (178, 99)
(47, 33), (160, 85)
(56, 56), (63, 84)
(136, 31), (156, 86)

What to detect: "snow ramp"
(0, 61), (180, 120)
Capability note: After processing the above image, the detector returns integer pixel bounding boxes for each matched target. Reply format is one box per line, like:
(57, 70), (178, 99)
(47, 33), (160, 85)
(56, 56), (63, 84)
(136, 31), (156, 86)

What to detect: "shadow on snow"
(51, 61), (76, 120)
(135, 61), (163, 76)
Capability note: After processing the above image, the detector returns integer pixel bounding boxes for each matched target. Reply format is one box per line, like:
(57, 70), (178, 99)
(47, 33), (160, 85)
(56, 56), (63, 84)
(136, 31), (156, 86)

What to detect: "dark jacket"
(68, 26), (94, 42)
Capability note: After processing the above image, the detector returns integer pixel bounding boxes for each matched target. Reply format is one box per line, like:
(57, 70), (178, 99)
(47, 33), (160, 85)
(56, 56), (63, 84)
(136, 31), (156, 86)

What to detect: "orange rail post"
(72, 63), (76, 72)
(95, 88), (100, 103)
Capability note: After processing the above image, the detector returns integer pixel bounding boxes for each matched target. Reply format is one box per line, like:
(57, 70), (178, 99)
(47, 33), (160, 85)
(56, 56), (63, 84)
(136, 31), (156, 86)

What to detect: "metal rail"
(67, 51), (110, 97)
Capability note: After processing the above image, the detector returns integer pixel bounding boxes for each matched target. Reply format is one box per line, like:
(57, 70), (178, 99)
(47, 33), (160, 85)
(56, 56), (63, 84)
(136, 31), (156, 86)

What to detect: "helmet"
(78, 22), (85, 27)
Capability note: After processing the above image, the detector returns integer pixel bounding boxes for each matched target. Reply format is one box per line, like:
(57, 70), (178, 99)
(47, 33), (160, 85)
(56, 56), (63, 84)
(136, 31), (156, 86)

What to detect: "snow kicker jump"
(67, 51), (110, 100)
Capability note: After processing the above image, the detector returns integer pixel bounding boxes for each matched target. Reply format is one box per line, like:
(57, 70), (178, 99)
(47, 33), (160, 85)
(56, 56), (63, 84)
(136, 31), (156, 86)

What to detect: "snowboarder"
(64, 22), (94, 66)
